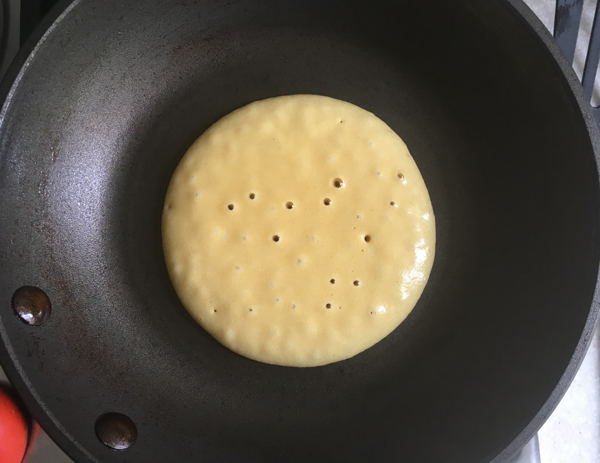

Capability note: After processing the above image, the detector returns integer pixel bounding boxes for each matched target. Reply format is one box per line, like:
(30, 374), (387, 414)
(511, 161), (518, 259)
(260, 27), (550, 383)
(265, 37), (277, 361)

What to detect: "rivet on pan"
(95, 413), (137, 450)
(12, 286), (52, 326)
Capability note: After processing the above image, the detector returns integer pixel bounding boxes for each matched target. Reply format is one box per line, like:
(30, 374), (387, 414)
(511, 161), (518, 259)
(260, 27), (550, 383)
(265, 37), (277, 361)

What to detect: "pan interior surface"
(0, 0), (598, 462)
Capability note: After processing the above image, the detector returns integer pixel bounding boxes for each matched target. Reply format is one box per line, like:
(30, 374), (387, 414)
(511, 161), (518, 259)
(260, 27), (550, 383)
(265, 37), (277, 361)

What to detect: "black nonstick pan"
(0, 0), (599, 462)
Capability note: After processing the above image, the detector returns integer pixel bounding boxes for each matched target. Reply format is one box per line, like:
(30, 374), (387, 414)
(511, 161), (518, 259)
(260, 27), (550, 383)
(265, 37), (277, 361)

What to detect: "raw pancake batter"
(162, 94), (435, 367)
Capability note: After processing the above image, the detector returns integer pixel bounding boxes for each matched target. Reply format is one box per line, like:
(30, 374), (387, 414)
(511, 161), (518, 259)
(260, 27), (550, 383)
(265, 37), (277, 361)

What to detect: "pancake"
(162, 94), (435, 367)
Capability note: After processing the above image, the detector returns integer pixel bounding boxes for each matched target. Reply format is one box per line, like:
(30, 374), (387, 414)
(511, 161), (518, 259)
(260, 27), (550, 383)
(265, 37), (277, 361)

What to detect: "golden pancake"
(162, 94), (435, 367)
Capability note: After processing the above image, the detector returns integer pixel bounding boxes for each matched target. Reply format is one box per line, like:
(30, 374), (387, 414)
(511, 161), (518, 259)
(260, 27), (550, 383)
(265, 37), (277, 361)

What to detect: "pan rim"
(488, 1), (600, 462)
(0, 2), (103, 461)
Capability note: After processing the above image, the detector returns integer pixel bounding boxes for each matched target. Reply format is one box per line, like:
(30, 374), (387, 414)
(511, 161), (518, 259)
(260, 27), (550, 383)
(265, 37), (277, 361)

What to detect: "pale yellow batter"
(162, 95), (435, 367)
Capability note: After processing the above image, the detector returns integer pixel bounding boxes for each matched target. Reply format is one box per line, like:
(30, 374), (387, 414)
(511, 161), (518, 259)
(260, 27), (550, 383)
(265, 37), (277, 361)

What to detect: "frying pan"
(0, 0), (599, 462)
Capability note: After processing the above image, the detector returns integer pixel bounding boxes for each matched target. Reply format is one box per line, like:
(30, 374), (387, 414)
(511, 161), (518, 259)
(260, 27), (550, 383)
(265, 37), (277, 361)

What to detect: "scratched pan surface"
(0, 0), (599, 462)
